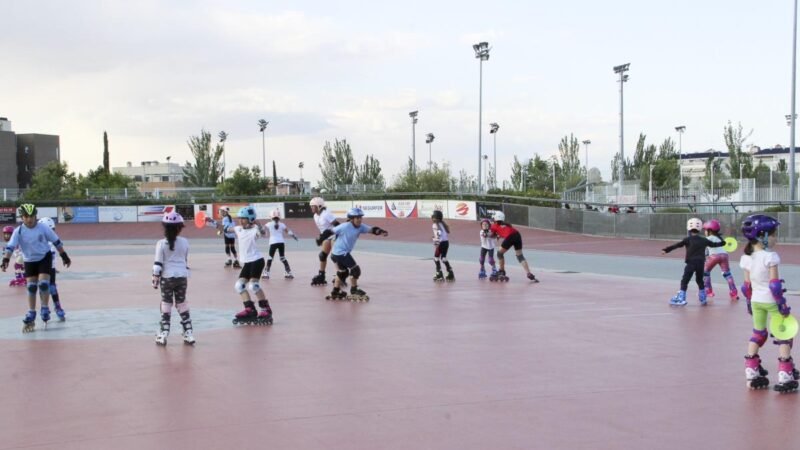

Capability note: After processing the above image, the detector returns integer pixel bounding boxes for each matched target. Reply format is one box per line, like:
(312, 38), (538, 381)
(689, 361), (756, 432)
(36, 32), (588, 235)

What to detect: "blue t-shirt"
(4, 223), (63, 262)
(331, 222), (373, 256)
(222, 216), (236, 239)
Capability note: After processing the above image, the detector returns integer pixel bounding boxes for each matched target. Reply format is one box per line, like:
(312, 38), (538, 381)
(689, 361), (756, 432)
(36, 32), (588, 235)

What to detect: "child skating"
(478, 218), (498, 279)
(661, 217), (725, 306)
(702, 219), (739, 301)
(231, 206), (273, 325)
(219, 206), (240, 268)
(152, 211), (195, 345)
(317, 207), (388, 302)
(309, 197), (341, 286)
(738, 214), (799, 392)
(1, 204), (71, 333)
(489, 211), (538, 283)
(262, 209), (298, 280)
(38, 217), (66, 321)
(2, 225), (25, 287)
(431, 210), (454, 282)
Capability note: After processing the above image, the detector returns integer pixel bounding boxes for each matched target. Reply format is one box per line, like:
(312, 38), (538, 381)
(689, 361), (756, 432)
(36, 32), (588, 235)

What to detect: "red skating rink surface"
(1, 219), (798, 450)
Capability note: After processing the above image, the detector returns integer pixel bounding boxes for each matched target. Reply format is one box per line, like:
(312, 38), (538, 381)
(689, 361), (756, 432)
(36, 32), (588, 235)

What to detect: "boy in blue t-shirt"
(316, 207), (387, 301)
(1, 204), (72, 332)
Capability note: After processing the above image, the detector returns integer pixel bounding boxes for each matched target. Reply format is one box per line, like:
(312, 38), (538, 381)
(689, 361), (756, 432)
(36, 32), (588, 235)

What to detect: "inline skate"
(232, 260), (241, 269)
(527, 273), (540, 283)
(311, 273), (328, 286)
(699, 290), (708, 306)
(348, 287), (369, 302)
(22, 310), (36, 333)
(774, 357), (799, 393)
(224, 259), (233, 268)
(40, 306), (51, 328)
(745, 355), (770, 390)
(181, 318), (195, 345)
(262, 271), (270, 279)
(433, 271), (445, 282)
(232, 306), (258, 325)
(256, 309), (274, 325)
(284, 271), (294, 279)
(669, 290), (687, 306)
(445, 271), (455, 282)
(478, 268), (487, 279)
(325, 287), (348, 301)
(489, 270), (509, 282)
(54, 301), (66, 321)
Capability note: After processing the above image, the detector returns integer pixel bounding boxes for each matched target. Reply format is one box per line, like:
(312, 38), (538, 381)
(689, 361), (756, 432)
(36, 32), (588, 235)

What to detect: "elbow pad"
(153, 262), (163, 276)
(769, 279), (791, 316)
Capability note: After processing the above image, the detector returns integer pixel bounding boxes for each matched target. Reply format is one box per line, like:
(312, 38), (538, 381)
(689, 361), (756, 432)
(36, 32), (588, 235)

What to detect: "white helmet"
(492, 211), (506, 222)
(309, 197), (325, 207)
(687, 217), (703, 232)
(220, 206), (231, 214)
(270, 209), (281, 219)
(38, 217), (56, 230)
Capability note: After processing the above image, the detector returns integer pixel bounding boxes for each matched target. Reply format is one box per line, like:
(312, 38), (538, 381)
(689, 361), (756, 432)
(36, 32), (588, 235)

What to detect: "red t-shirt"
(490, 222), (517, 239)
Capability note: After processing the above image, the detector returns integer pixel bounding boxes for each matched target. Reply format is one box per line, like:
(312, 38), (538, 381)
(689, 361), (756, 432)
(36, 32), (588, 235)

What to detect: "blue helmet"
(347, 207), (365, 219)
(237, 206), (257, 222)
(741, 214), (780, 241)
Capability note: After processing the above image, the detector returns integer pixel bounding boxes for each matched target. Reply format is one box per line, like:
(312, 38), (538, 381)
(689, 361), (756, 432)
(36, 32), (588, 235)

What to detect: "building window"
(134, 175), (142, 182)
(162, 176), (169, 182)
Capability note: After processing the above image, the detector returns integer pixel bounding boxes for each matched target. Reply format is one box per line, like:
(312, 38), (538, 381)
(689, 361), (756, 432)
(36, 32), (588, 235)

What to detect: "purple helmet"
(2, 225), (13, 234)
(162, 211), (184, 225)
(741, 214), (780, 241)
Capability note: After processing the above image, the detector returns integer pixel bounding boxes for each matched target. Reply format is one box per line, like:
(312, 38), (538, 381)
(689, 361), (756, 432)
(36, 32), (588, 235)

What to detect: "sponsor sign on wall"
(417, 199), (447, 219)
(138, 205), (175, 222)
(476, 202), (503, 220)
(447, 200), (475, 221)
(0, 206), (16, 223)
(352, 200), (385, 218)
(175, 205), (195, 220)
(252, 202), (284, 221)
(325, 201), (352, 218)
(283, 202), (312, 219)
(60, 206), (99, 223)
(212, 203), (248, 221)
(385, 200), (418, 218)
(38, 207), (59, 223)
(99, 206), (138, 223)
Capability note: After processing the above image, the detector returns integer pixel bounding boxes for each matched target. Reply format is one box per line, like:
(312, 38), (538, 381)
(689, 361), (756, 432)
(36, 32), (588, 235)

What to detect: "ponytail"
(743, 241), (754, 256)
(164, 223), (183, 251)
(441, 220), (450, 234)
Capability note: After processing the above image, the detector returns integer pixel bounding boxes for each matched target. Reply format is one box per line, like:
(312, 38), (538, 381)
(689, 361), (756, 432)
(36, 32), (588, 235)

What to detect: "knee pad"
(247, 281), (262, 294)
(337, 269), (348, 282)
(319, 251), (328, 262)
(722, 271), (732, 278)
(38, 280), (50, 292)
(751, 329), (768, 347)
(497, 252), (505, 261)
(774, 338), (794, 347)
(27, 282), (38, 294)
(234, 279), (247, 294)
(703, 271), (711, 278)
(516, 254), (526, 263)
(280, 256), (287, 263)
(350, 265), (362, 280)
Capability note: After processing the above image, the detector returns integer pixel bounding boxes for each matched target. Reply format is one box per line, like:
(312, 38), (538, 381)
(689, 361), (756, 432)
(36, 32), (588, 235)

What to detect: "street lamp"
(613, 63), (630, 201)
(409, 110), (418, 175)
(166, 156), (172, 182)
(675, 126), (685, 197)
(425, 133), (435, 170)
(298, 162), (304, 194)
(582, 139), (591, 200)
(649, 164), (655, 203)
(483, 154), (489, 190)
(489, 123), (499, 189)
(473, 41), (491, 193)
(551, 156), (558, 193)
(791, 0), (798, 205)
(258, 119), (268, 178)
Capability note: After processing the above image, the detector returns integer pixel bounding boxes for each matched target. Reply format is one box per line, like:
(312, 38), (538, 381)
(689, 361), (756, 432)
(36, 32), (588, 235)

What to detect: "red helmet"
(702, 219), (720, 232)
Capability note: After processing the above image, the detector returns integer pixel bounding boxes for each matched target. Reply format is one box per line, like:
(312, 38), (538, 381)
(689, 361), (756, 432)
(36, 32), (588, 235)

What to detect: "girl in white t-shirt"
(310, 197), (341, 286)
(231, 206), (273, 326)
(478, 218), (497, 279)
(739, 214), (797, 392)
(262, 209), (298, 280)
(152, 212), (195, 345)
(702, 219), (739, 300)
(431, 210), (454, 282)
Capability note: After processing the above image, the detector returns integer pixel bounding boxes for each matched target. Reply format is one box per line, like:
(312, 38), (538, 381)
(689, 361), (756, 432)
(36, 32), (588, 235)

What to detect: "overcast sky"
(2, 0), (797, 186)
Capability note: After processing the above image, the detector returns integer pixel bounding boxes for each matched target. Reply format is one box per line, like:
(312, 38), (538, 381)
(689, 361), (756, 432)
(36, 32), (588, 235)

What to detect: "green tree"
(557, 134), (583, 189)
(355, 154), (385, 188)
(103, 131), (109, 174)
(723, 121), (754, 188)
(183, 129), (224, 187)
(77, 167), (137, 192)
(24, 161), (82, 200)
(218, 165), (266, 196)
(640, 138), (681, 191)
(318, 138), (356, 192)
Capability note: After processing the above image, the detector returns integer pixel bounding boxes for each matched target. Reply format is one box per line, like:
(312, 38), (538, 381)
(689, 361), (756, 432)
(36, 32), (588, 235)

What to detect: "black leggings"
(680, 259), (705, 291)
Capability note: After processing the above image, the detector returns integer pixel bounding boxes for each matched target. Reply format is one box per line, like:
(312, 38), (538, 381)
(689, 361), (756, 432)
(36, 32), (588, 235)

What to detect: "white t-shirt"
(153, 236), (190, 278)
(740, 250), (781, 304)
(235, 225), (264, 263)
(432, 223), (449, 243)
(266, 222), (291, 245)
(314, 209), (338, 234)
(480, 230), (496, 250)
(706, 235), (726, 255)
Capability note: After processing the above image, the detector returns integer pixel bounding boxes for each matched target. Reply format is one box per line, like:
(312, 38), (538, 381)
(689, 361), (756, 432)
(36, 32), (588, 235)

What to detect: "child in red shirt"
(489, 212), (538, 283)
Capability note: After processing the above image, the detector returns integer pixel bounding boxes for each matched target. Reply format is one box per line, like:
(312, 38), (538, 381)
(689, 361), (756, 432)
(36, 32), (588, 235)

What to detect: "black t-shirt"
(663, 234), (725, 262)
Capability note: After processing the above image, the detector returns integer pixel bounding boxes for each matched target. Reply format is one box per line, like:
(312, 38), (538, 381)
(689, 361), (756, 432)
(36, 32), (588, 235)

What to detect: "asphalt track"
(0, 219), (798, 449)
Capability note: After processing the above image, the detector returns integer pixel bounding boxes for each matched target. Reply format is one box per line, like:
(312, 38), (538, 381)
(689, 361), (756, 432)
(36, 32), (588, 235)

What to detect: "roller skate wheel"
(22, 323), (35, 333)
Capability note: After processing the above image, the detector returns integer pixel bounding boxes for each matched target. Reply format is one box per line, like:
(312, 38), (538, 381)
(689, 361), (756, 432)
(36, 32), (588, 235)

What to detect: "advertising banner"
(0, 206), (15, 223)
(417, 199), (447, 219)
(447, 200), (475, 221)
(212, 203), (248, 221)
(38, 207), (59, 223)
(476, 202), (503, 220)
(384, 200), (418, 218)
(137, 205), (175, 222)
(175, 205), (195, 220)
(325, 201), (352, 218)
(252, 202), (284, 221)
(284, 201), (312, 219)
(352, 200), (385, 218)
(60, 206), (99, 224)
(99, 206), (138, 223)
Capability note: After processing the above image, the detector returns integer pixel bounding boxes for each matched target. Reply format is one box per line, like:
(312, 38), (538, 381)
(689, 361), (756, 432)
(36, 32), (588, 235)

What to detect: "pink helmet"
(2, 225), (13, 234)
(162, 211), (184, 224)
(703, 219), (720, 232)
